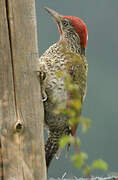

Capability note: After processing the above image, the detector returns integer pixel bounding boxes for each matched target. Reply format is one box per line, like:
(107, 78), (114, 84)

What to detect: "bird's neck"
(60, 29), (86, 56)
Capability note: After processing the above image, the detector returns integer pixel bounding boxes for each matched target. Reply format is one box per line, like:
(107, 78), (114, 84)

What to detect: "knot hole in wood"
(15, 121), (24, 133)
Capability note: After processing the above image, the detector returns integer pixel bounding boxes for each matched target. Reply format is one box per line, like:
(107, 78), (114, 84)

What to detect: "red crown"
(64, 16), (88, 47)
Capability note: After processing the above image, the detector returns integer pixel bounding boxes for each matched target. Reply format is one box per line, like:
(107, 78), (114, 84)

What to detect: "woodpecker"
(38, 7), (88, 169)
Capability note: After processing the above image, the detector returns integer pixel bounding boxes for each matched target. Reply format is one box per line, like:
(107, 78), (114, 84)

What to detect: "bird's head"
(45, 7), (88, 48)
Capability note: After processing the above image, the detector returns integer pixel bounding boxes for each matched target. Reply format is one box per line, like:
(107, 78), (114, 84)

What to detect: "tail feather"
(45, 136), (59, 168)
(45, 126), (71, 169)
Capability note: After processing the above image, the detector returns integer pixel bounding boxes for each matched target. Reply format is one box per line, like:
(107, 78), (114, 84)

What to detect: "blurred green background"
(36, 0), (118, 178)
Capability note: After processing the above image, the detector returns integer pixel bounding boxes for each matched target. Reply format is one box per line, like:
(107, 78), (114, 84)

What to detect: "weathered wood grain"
(0, 0), (46, 179)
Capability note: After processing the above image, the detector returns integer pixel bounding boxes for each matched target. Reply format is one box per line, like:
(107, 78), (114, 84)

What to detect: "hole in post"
(15, 122), (23, 133)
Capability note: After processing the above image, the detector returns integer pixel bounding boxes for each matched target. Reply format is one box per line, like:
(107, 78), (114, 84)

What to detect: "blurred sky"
(36, 0), (118, 178)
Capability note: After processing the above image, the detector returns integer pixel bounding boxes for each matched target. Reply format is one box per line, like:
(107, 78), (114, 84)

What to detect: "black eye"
(62, 20), (69, 27)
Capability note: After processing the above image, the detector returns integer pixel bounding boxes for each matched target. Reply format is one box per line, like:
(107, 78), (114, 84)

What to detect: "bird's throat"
(60, 29), (85, 56)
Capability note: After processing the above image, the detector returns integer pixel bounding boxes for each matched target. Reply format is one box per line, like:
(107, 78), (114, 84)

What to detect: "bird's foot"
(42, 89), (47, 101)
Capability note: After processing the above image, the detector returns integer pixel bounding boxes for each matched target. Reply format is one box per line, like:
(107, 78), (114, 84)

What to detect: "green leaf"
(91, 159), (108, 171)
(82, 165), (91, 176)
(56, 70), (64, 78)
(59, 136), (74, 148)
(71, 152), (88, 168)
(80, 118), (91, 133)
(68, 118), (78, 126)
(59, 136), (80, 148)
(71, 99), (82, 111)
(65, 109), (76, 117)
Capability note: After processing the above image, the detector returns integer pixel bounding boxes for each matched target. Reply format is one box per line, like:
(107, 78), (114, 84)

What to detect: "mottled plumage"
(38, 7), (88, 169)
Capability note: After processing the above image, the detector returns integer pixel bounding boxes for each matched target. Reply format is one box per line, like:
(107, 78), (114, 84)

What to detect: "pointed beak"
(44, 7), (62, 24)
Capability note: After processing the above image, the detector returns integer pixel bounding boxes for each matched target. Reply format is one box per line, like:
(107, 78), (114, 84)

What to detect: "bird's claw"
(42, 90), (47, 102)
(55, 148), (62, 160)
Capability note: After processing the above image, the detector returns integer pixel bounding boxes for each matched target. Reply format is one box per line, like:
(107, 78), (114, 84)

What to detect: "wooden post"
(0, 0), (46, 179)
